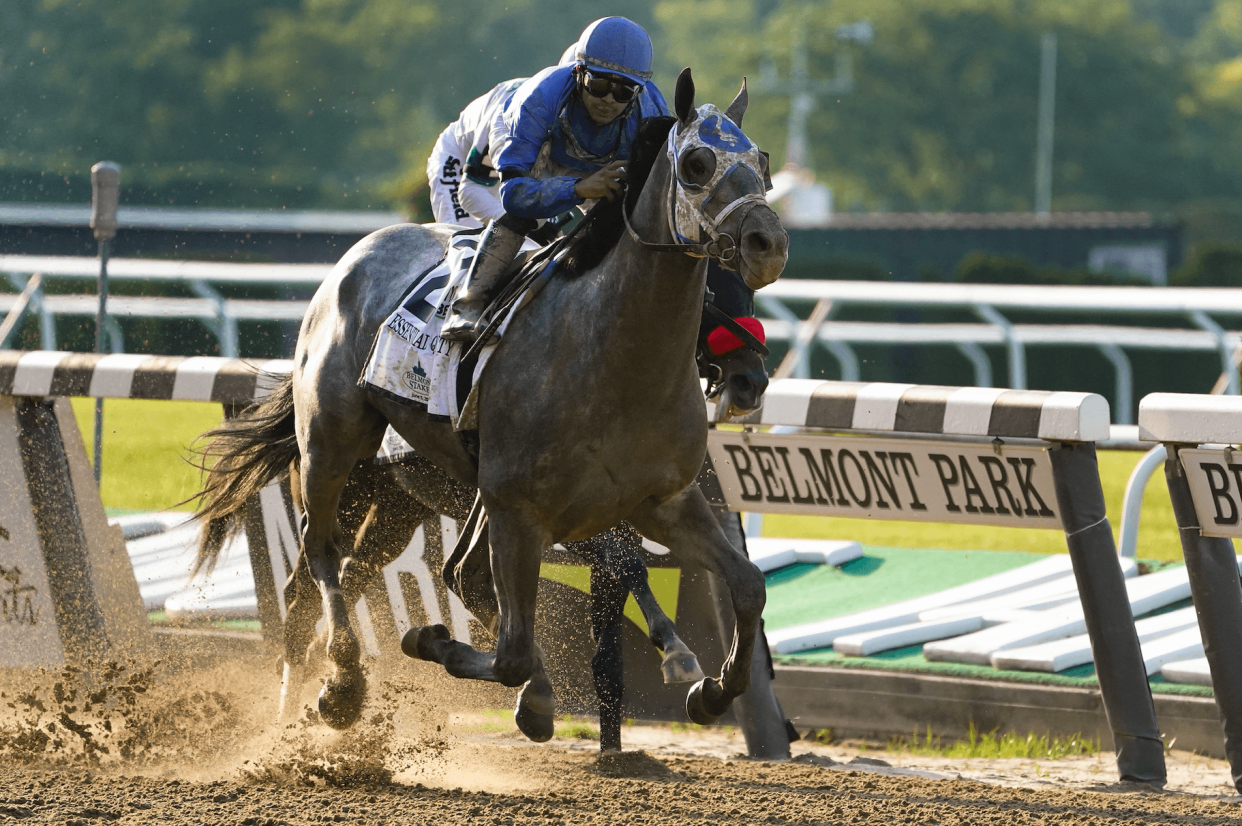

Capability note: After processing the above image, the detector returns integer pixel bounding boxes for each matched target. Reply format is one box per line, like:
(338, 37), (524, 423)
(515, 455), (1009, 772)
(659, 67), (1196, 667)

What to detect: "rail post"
(1162, 444), (1242, 792)
(1046, 440), (1166, 784)
(90, 162), (120, 484)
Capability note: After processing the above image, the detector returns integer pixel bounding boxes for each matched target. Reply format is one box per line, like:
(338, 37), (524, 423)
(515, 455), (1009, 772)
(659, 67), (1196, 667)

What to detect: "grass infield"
(73, 399), (1183, 563)
(70, 397), (224, 514)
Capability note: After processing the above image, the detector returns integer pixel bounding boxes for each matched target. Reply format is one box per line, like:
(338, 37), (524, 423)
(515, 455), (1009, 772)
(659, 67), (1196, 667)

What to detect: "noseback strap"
(704, 305), (769, 357)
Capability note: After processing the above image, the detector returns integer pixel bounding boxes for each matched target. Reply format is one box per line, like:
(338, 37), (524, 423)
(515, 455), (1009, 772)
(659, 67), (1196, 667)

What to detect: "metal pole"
(1047, 440), (1166, 784)
(1162, 445), (1242, 793)
(1034, 33), (1057, 216)
(90, 162), (120, 485)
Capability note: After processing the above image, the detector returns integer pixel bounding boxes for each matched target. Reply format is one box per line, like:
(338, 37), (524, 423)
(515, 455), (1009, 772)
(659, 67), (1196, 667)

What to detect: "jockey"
(426, 46), (580, 228)
(441, 16), (671, 342)
(426, 78), (526, 228)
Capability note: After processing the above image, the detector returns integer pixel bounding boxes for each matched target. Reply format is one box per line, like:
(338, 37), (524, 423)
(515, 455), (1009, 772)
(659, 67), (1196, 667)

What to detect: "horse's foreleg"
(628, 488), (766, 726)
(476, 507), (558, 742)
(422, 505), (554, 741)
(486, 508), (547, 688)
(590, 562), (628, 752)
(404, 503), (502, 680)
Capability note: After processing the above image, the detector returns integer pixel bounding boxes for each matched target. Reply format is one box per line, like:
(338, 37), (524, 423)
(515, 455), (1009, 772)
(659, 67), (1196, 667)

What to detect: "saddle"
(359, 227), (573, 430)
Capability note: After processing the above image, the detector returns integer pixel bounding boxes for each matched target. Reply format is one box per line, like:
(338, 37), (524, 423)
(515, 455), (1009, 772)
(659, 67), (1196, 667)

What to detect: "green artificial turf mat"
(762, 546), (1047, 633)
(764, 548), (1214, 698)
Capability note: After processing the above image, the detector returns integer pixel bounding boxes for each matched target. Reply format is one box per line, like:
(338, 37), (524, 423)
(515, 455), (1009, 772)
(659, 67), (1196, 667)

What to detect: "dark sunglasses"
(582, 69), (641, 103)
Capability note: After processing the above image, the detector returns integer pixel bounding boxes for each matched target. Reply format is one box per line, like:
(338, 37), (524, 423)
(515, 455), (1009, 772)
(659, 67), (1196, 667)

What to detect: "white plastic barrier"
(698, 377), (1164, 783)
(1138, 392), (1242, 791)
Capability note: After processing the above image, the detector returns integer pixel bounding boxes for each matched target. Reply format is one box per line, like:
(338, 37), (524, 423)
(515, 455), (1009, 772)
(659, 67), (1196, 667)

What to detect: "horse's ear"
(725, 77), (748, 127)
(675, 67), (696, 127)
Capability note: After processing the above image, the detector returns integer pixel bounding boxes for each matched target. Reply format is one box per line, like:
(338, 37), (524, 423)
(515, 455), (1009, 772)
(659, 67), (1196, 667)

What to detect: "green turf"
(761, 546), (1046, 633)
(763, 547), (1213, 697)
(70, 397), (224, 512)
(773, 640), (1212, 698)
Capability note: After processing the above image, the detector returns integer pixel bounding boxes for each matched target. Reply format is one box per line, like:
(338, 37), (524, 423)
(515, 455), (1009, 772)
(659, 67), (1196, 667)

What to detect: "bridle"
(623, 105), (769, 269)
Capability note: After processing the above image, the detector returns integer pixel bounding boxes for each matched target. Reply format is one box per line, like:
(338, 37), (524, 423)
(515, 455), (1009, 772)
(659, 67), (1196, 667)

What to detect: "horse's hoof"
(513, 703), (555, 742)
(513, 679), (555, 743)
(401, 624), (451, 661)
(317, 672), (367, 730)
(661, 651), (706, 685)
(685, 677), (731, 726)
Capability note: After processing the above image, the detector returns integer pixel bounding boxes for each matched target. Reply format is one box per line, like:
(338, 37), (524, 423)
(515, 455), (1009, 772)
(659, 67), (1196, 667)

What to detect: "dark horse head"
(699, 262), (768, 418)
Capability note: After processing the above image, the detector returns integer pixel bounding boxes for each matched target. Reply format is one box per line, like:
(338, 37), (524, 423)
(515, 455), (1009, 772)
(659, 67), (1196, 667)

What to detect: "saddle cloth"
(358, 230), (540, 431)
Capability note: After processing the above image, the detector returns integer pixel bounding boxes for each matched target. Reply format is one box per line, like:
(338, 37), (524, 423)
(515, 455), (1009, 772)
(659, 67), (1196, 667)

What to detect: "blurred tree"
(7, 0), (1242, 217)
(659, 0), (1242, 214)
(1, 0), (657, 209)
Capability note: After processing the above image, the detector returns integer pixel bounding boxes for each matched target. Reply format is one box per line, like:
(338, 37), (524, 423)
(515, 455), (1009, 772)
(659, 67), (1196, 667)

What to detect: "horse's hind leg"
(628, 487), (766, 726)
(278, 551), (325, 723)
(298, 421), (384, 729)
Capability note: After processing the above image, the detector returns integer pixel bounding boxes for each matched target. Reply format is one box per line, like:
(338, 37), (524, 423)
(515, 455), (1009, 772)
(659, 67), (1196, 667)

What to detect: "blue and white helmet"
(574, 17), (653, 85)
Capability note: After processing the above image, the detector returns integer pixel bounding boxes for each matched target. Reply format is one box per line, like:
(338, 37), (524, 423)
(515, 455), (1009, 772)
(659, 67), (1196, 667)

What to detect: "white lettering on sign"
(707, 431), (1061, 530)
(1180, 448), (1242, 537)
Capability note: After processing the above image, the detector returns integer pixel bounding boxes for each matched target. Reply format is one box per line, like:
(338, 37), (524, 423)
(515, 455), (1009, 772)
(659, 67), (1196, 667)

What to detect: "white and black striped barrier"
(699, 379), (1166, 785)
(0, 351), (288, 673)
(0, 350), (1166, 781)
(0, 359), (159, 669)
(1139, 393), (1242, 792)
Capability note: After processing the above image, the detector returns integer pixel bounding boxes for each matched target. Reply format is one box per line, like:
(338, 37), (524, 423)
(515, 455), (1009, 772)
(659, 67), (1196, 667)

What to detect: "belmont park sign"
(706, 430), (1062, 530)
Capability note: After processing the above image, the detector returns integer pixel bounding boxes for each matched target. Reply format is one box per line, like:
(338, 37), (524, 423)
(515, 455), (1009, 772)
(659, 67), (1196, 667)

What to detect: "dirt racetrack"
(1, 651), (1239, 825)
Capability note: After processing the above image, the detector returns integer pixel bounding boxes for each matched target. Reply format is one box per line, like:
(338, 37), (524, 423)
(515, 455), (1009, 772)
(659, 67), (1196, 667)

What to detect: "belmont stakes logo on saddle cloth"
(358, 230), (539, 430)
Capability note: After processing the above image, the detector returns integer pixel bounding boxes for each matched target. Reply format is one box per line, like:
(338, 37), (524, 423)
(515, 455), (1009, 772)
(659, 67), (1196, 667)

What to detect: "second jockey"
(440, 16), (670, 342)
(426, 78), (526, 228)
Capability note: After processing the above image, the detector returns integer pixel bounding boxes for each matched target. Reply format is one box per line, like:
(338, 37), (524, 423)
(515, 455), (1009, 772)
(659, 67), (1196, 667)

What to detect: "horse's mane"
(556, 116), (678, 277)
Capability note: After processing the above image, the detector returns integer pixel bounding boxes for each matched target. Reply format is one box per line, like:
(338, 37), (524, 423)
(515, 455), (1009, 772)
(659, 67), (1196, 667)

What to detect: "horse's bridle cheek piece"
(622, 104), (768, 267)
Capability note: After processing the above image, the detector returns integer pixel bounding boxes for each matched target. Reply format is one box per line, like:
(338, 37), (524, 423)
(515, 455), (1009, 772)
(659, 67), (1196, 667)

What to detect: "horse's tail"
(189, 373), (300, 577)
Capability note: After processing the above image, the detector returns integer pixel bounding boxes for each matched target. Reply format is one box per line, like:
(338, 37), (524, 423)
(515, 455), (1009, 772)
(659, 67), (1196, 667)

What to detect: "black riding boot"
(441, 216), (531, 342)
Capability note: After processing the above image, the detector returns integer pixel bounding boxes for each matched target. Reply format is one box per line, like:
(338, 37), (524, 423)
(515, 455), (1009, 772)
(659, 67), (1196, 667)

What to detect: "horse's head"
(668, 68), (789, 290)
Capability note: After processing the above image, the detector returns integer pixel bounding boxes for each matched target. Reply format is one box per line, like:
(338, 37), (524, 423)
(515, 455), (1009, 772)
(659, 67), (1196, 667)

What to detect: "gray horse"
(194, 68), (787, 738)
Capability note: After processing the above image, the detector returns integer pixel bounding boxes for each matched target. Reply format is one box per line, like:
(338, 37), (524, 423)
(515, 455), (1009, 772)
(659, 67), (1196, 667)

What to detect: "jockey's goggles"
(581, 69), (641, 103)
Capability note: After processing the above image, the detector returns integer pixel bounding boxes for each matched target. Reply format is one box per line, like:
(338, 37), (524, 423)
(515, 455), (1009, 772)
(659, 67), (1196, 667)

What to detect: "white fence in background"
(4, 255), (1242, 420)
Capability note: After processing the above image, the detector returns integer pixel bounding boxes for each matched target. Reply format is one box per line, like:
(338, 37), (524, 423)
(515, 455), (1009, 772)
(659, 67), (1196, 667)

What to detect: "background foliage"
(6, 0), (1242, 221)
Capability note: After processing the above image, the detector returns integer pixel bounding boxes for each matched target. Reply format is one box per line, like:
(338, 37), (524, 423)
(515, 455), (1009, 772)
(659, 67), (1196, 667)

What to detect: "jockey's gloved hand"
(529, 210), (576, 245)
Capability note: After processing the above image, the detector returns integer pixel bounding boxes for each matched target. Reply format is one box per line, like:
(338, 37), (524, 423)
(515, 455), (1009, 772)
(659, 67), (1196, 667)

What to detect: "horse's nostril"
(745, 233), (771, 254)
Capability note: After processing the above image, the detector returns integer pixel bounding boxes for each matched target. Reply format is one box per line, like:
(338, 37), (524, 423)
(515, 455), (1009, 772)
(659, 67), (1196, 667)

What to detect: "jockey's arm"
(498, 172), (583, 219)
(458, 177), (506, 224)
(459, 144), (506, 223)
